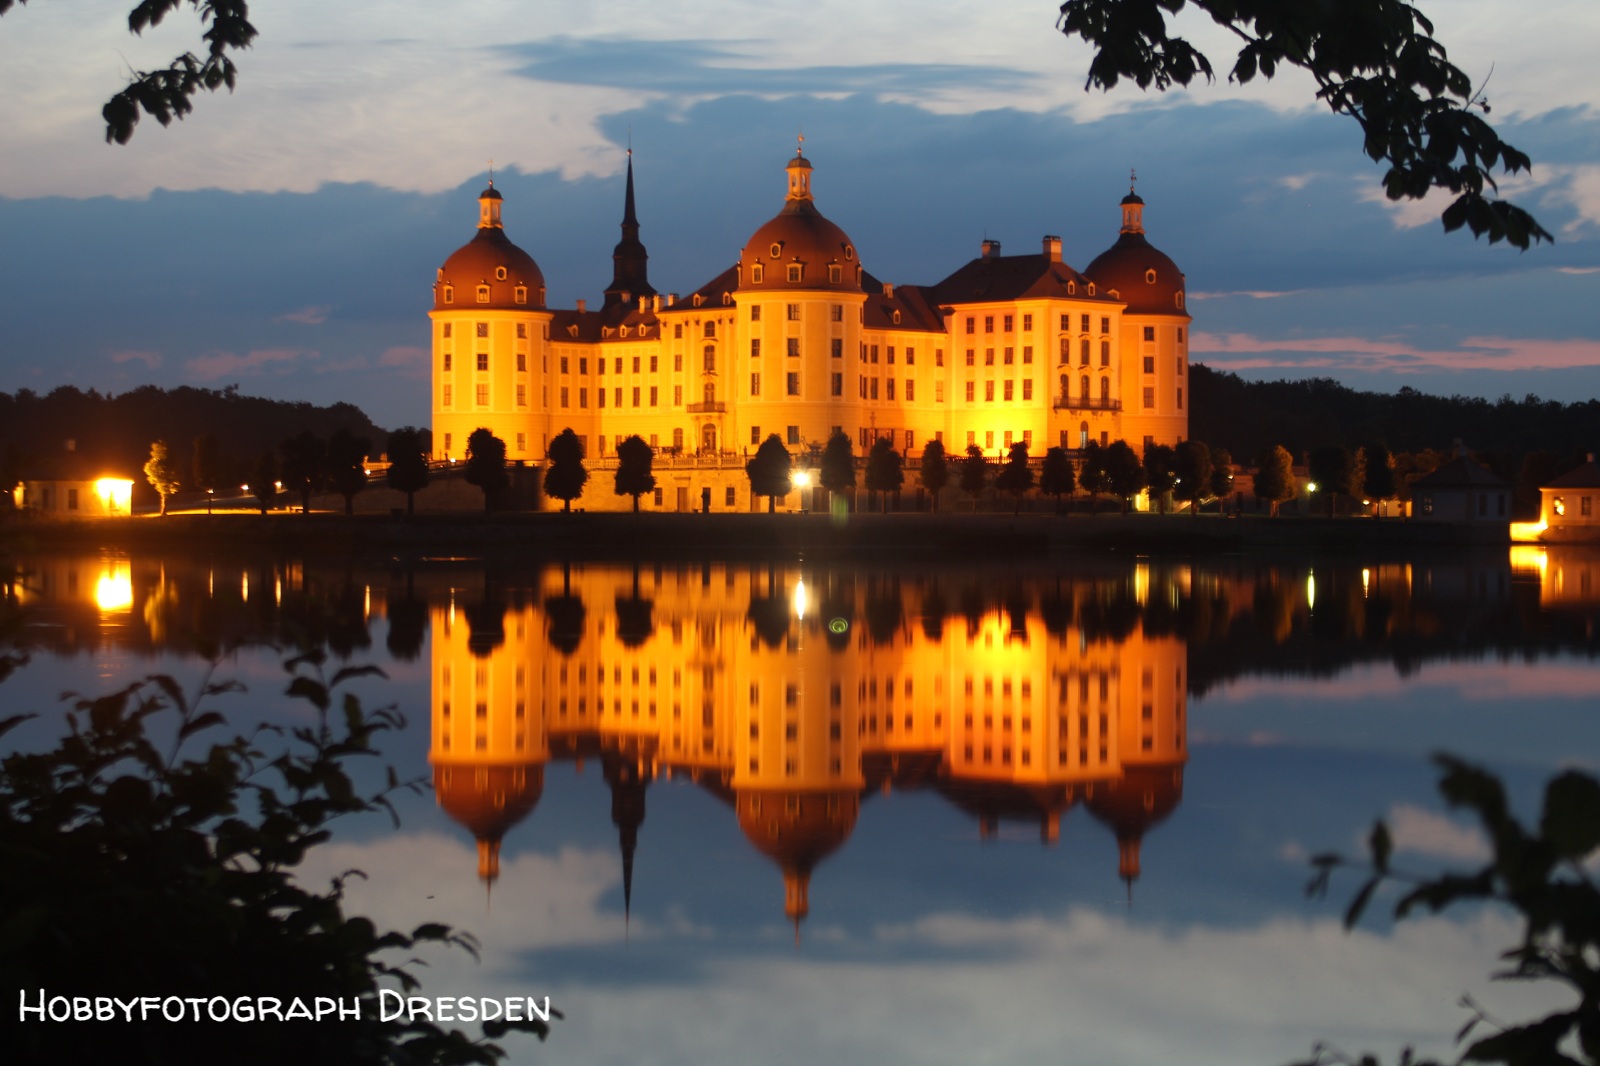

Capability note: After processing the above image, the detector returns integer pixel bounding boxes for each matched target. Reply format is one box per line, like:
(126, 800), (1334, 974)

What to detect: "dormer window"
(514, 286), (528, 304)
(828, 264), (841, 284)
(693, 294), (704, 307)
(769, 242), (783, 258)
(496, 266), (508, 281)
(620, 325), (629, 338)
(1087, 283), (1096, 296)
(1067, 281), (1075, 295)
(1145, 269), (1157, 284)
(1175, 291), (1185, 309)
(787, 264), (803, 283)
(567, 324), (579, 337)
(443, 286), (454, 304)
(752, 264), (764, 284)
(845, 245), (855, 260)
(892, 310), (901, 324)
(476, 285), (490, 303)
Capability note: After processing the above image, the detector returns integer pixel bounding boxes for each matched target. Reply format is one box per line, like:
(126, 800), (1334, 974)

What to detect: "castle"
(431, 145), (1190, 509)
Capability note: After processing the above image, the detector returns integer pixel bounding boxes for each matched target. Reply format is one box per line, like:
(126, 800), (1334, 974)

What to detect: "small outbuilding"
(1538, 453), (1600, 538)
(1408, 456), (1511, 524)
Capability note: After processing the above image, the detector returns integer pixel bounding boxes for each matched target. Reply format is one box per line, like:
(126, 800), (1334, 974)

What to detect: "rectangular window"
(965, 349), (975, 366)
(444, 432), (452, 453)
(516, 432), (525, 453)
(905, 347), (914, 365)
(751, 339), (761, 358)
(599, 387), (607, 408)
(560, 356), (569, 374)
(613, 387), (621, 407)
(1022, 345), (1033, 365)
(787, 303), (800, 320)
(1177, 387), (1183, 409)
(1022, 314), (1033, 331)
(726, 486), (737, 507)
(650, 386), (659, 406)
(788, 338), (801, 358)
(965, 316), (976, 334)
(936, 349), (945, 367)
(985, 348), (995, 365)
(831, 372), (843, 396)
(750, 372), (761, 396)
(705, 322), (716, 338)
(936, 381), (944, 403)
(443, 352), (452, 371)
(787, 425), (800, 445)
(1003, 380), (1014, 401)
(560, 386), (569, 408)
(1143, 326), (1156, 341)
(516, 384), (526, 406)
(787, 371), (801, 396)
(674, 352), (682, 371)
(965, 381), (975, 402)
(787, 265), (802, 282)
(1177, 326), (1185, 343)
(442, 323), (452, 338)
(830, 304), (843, 321)
(985, 381), (995, 402)
(1177, 355), (1185, 375)
(475, 384), (488, 406)
(985, 431), (994, 449)
(870, 345), (879, 364)
(886, 347), (895, 365)
(1143, 356), (1155, 374)
(633, 356), (641, 373)
(516, 352), (526, 372)
(674, 323), (683, 338)
(632, 386), (641, 407)
(581, 388), (590, 408)
(1022, 379), (1033, 400)
(905, 379), (914, 401)
(1003, 314), (1014, 332)
(1080, 314), (1090, 332)
(673, 385), (682, 405)
(751, 304), (762, 321)
(1101, 341), (1111, 366)
(751, 426), (762, 445)
(984, 315), (994, 333)
(870, 378), (879, 399)
(476, 322), (489, 338)
(476, 352), (488, 372)
(1143, 386), (1155, 409)
(442, 384), (452, 407)
(1004, 347), (1014, 365)
(831, 338), (842, 359)
(886, 379), (895, 401)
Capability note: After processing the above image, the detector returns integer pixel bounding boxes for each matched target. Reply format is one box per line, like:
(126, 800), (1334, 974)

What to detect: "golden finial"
(488, 158), (495, 187)
(1129, 167), (1137, 194)
(796, 131), (804, 157)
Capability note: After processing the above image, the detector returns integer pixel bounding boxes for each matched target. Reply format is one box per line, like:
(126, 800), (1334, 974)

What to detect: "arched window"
(1080, 375), (1090, 401)
(1080, 338), (1090, 365)
(1059, 373), (1069, 401)
(1079, 421), (1089, 448)
(704, 382), (716, 405)
(703, 346), (716, 372)
(1100, 340), (1110, 367)
(1058, 337), (1070, 363)
(1100, 376), (1111, 402)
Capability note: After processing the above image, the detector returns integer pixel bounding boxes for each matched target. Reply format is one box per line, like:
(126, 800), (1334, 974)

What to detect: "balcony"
(685, 401), (726, 414)
(1052, 396), (1122, 412)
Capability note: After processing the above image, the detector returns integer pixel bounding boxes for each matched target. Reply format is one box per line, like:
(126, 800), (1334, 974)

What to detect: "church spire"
(603, 149), (656, 314)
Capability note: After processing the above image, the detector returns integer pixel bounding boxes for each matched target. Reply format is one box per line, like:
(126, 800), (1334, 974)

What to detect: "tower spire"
(602, 149), (655, 314)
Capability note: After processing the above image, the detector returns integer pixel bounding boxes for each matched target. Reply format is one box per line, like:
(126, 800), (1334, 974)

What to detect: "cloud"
(1383, 804), (1492, 863)
(1193, 331), (1600, 374)
(378, 346), (429, 376)
(1188, 290), (1306, 301)
(1557, 266), (1600, 274)
(278, 304), (334, 325)
(108, 349), (162, 369)
(185, 348), (317, 381)
(1211, 660), (1600, 704)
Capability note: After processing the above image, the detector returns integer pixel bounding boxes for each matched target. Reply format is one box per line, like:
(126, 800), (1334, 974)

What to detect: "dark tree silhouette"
(1208, 446), (1234, 504)
(995, 441), (1034, 514)
(191, 433), (223, 514)
(1254, 444), (1296, 517)
(325, 428), (370, 516)
(1362, 440), (1399, 516)
(819, 431), (855, 510)
(919, 438), (950, 512)
(1173, 439), (1214, 516)
(247, 450), (277, 514)
(746, 435), (793, 513)
(1309, 444), (1356, 518)
(613, 434), (656, 513)
(385, 426), (430, 516)
(1143, 442), (1177, 515)
(1105, 440), (1146, 515)
(864, 437), (904, 513)
(279, 430), (325, 515)
(465, 428), (510, 514)
(1039, 446), (1076, 513)
(959, 445), (988, 510)
(543, 428), (588, 513)
(1078, 440), (1111, 513)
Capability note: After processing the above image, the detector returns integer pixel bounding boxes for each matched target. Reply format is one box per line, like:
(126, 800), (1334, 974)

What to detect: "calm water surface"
(5, 547), (1598, 1065)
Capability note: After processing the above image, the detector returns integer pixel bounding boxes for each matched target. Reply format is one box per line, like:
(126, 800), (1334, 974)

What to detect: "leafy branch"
(1295, 754), (1600, 1066)
(1055, 0), (1553, 248)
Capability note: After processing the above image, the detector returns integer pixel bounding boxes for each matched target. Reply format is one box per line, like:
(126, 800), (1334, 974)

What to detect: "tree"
(864, 437), (904, 513)
(995, 441), (1034, 514)
(385, 427), (430, 516)
(1254, 444), (1296, 517)
(1142, 442), (1177, 515)
(1039, 446), (1077, 513)
(1055, 0), (1550, 248)
(1362, 440), (1399, 516)
(1309, 444), (1355, 518)
(279, 430), (326, 515)
(613, 434), (656, 513)
(543, 429), (587, 513)
(919, 438), (950, 512)
(1079, 440), (1111, 513)
(0, 659), (554, 1065)
(959, 445), (989, 510)
(746, 435), (793, 513)
(1105, 440), (1146, 514)
(325, 428), (370, 516)
(1208, 446), (1234, 505)
(191, 433), (223, 514)
(1298, 756), (1600, 1066)
(1172, 439), (1214, 516)
(820, 431), (856, 511)
(465, 428), (510, 514)
(143, 439), (181, 516)
(247, 450), (277, 514)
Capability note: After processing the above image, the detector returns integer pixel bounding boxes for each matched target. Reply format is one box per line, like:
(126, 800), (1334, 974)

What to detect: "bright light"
(95, 560), (133, 612)
(1306, 569), (1316, 611)
(94, 478), (133, 515)
(1306, 482), (1319, 494)
(1510, 520), (1548, 543)
(793, 577), (808, 621)
(791, 470), (811, 489)
(1362, 567), (1370, 597)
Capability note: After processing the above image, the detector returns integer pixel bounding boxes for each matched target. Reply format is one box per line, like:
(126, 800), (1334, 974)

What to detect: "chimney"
(981, 239), (1002, 259)
(576, 298), (587, 313)
(882, 283), (894, 298)
(1043, 235), (1062, 262)
(668, 293), (677, 307)
(652, 294), (661, 312)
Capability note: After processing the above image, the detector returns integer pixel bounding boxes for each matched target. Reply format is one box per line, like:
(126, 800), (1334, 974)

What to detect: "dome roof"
(1085, 191), (1186, 317)
(434, 185), (547, 311)
(433, 762), (545, 844)
(738, 151), (863, 294)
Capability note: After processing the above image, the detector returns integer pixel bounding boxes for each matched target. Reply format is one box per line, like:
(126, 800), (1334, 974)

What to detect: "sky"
(1, 0), (1597, 430)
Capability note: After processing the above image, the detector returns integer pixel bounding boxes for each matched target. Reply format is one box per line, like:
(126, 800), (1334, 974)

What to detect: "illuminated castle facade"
(430, 147), (1190, 504)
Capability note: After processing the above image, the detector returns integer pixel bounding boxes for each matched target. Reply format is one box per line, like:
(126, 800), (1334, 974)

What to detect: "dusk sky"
(2, 1), (1597, 430)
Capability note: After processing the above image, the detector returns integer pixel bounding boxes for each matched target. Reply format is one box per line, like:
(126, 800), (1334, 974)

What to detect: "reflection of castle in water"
(429, 566), (1188, 926)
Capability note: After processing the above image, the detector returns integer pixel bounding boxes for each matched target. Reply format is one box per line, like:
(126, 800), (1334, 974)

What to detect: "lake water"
(5, 546), (1598, 1065)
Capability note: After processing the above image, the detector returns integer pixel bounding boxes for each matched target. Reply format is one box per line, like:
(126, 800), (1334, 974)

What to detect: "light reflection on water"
(3, 547), (1599, 1065)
